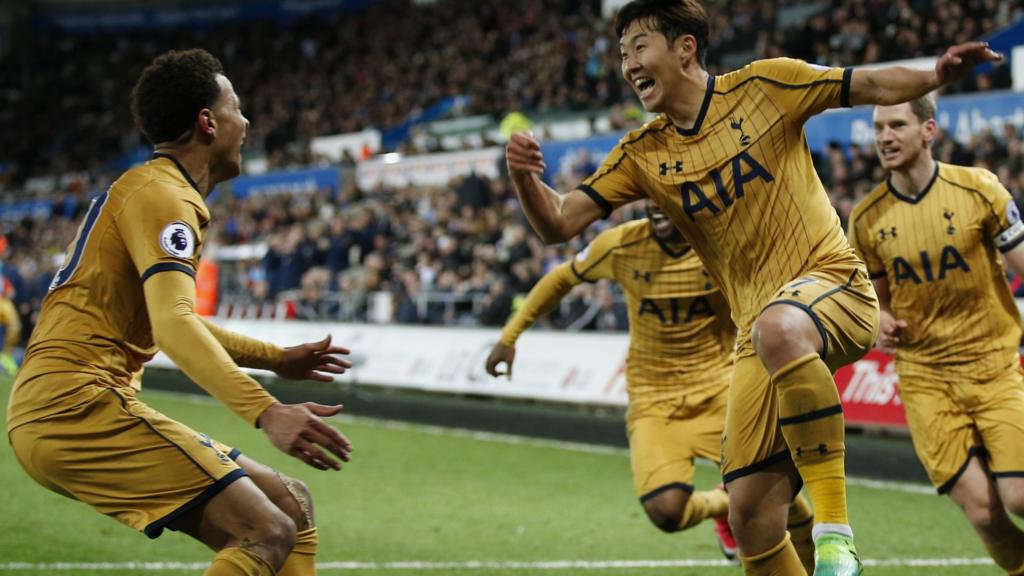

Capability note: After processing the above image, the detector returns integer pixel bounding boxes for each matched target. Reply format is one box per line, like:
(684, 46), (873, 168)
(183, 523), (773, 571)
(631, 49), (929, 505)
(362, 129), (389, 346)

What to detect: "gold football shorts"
(898, 363), (1024, 493)
(722, 263), (880, 482)
(9, 384), (245, 538)
(626, 386), (726, 501)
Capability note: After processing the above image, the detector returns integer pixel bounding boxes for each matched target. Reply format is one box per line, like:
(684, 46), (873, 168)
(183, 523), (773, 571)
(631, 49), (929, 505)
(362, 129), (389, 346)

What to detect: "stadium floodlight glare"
(383, 153), (401, 164)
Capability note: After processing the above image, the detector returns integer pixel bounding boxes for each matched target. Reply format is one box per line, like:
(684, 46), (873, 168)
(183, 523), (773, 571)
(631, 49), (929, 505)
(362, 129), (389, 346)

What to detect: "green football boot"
(813, 533), (863, 576)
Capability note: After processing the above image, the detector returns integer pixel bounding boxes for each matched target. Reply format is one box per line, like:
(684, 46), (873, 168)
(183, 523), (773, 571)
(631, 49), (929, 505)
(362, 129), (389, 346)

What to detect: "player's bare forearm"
(849, 67), (939, 107)
(511, 172), (574, 243)
(850, 41), (1002, 107)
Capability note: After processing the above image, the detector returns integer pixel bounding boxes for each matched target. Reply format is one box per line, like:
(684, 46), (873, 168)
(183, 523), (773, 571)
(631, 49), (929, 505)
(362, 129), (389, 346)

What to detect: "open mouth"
(879, 147), (900, 162)
(633, 77), (656, 99)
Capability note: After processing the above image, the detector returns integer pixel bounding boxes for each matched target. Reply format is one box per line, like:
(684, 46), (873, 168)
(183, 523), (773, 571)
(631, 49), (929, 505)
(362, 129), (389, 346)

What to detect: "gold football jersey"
(8, 154), (209, 431)
(572, 220), (735, 404)
(580, 58), (861, 338)
(849, 162), (1024, 380)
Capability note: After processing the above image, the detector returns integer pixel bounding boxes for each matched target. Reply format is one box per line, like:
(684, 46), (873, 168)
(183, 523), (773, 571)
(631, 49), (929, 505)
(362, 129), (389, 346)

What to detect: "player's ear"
(922, 118), (937, 147)
(676, 34), (696, 67)
(197, 108), (216, 137)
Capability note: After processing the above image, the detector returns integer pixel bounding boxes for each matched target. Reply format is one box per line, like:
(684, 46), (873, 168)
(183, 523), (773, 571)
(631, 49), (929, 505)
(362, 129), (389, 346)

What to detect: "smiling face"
(646, 200), (683, 242)
(873, 102), (935, 172)
(619, 20), (690, 114)
(208, 74), (249, 183)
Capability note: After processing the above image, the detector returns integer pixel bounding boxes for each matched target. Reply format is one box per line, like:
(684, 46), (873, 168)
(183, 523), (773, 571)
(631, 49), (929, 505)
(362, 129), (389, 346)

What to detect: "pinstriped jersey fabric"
(572, 220), (735, 404)
(849, 162), (1024, 381)
(8, 156), (209, 431)
(579, 58), (862, 340)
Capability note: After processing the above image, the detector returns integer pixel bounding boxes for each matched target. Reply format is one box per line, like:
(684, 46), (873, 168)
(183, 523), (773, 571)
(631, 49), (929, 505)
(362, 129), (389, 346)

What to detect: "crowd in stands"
(3, 121), (1022, 351)
(3, 0), (1019, 191)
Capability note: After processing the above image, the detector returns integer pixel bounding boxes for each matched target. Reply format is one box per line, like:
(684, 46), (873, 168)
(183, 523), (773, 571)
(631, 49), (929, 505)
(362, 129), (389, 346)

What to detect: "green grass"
(0, 375), (1001, 575)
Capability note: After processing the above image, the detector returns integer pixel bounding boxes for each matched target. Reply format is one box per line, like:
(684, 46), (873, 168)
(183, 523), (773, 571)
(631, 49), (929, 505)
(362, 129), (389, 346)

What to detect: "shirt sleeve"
(569, 227), (621, 282)
(577, 141), (648, 218)
(978, 171), (1024, 253)
(848, 209), (885, 279)
(116, 184), (204, 282)
(499, 262), (582, 346)
(757, 58), (853, 125)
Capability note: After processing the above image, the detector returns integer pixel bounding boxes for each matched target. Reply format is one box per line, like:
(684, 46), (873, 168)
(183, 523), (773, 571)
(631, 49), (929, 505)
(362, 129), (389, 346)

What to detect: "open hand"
(485, 342), (516, 379)
(506, 131), (546, 176)
(936, 42), (1003, 86)
(259, 402), (352, 471)
(275, 335), (352, 382)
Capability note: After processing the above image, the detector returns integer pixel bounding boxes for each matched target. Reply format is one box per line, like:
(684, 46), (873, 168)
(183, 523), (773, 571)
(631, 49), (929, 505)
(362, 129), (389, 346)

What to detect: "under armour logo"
(633, 270), (651, 283)
(730, 117), (751, 146)
(659, 161), (683, 175)
(879, 226), (898, 240)
(943, 210), (956, 235)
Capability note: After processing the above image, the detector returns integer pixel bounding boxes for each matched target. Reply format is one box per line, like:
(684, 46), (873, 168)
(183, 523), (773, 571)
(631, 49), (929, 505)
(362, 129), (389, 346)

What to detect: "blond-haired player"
(7, 49), (353, 576)
(486, 202), (817, 571)
(849, 94), (1024, 575)
(504, 0), (1002, 572)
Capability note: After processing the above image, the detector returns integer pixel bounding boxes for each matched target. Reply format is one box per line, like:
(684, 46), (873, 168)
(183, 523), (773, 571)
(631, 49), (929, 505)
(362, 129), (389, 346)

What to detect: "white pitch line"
(150, 389), (936, 495)
(0, 558), (995, 571)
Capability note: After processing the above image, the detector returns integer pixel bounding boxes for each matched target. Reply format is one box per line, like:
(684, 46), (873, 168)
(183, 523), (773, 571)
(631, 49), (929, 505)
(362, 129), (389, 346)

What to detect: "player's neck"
(890, 154), (937, 199)
(152, 145), (213, 197)
(665, 67), (711, 131)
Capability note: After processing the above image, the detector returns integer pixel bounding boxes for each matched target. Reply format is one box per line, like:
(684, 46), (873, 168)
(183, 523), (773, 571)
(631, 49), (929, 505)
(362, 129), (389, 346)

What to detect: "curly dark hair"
(130, 49), (224, 145)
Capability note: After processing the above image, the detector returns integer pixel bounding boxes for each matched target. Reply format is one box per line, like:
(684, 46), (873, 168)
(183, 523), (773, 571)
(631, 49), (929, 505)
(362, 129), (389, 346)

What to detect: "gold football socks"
(278, 528), (319, 576)
(772, 353), (850, 529)
(205, 547), (275, 576)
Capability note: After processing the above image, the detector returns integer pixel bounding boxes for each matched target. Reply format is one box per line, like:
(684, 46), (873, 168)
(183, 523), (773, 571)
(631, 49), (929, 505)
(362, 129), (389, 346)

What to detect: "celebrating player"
(504, 0), (1002, 573)
(6, 49), (352, 576)
(848, 94), (1024, 576)
(486, 201), (817, 572)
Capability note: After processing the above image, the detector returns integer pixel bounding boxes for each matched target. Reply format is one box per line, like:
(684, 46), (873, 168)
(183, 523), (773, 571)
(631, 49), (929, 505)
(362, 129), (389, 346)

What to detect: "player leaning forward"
(6, 49), (353, 576)
(505, 0), (1001, 573)
(849, 94), (1024, 576)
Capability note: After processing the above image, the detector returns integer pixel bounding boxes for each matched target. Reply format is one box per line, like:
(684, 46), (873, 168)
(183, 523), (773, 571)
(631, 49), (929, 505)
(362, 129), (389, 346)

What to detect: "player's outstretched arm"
(507, 131), (605, 244)
(486, 262), (581, 378)
(199, 318), (353, 381)
(849, 41), (1003, 107)
(144, 271), (353, 470)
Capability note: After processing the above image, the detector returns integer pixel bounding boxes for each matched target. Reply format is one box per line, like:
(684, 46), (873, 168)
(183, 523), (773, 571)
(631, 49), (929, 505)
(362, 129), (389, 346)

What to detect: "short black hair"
(130, 49), (224, 145)
(614, 0), (709, 69)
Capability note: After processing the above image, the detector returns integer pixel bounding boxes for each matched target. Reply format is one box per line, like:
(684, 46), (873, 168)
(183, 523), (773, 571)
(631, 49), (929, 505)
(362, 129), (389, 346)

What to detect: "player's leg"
(628, 397), (728, 534)
(721, 355), (807, 575)
(728, 461), (807, 575)
(948, 457), (1024, 575)
(788, 493), (816, 576)
(8, 389), (293, 576)
(753, 267), (878, 573)
(234, 454), (319, 576)
(169, 477), (298, 574)
(752, 303), (849, 534)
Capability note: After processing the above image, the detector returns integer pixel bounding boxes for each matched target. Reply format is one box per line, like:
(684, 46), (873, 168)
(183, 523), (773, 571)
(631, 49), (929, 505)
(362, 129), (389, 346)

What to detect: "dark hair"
(614, 0), (709, 69)
(130, 49), (224, 144)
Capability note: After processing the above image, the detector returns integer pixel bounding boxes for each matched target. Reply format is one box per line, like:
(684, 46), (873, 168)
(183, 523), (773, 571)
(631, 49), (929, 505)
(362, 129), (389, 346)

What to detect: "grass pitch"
(0, 376), (1002, 575)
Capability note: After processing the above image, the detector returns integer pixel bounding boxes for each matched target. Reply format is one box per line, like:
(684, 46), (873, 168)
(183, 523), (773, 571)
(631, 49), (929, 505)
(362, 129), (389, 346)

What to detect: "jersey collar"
(887, 162), (940, 204)
(652, 232), (691, 258)
(152, 152), (201, 194)
(674, 74), (716, 137)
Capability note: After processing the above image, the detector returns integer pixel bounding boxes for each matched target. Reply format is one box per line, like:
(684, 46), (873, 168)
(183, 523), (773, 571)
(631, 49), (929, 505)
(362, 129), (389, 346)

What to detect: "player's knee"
(259, 509), (298, 567)
(277, 473), (315, 530)
(752, 307), (819, 368)
(642, 491), (689, 533)
(960, 497), (998, 532)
